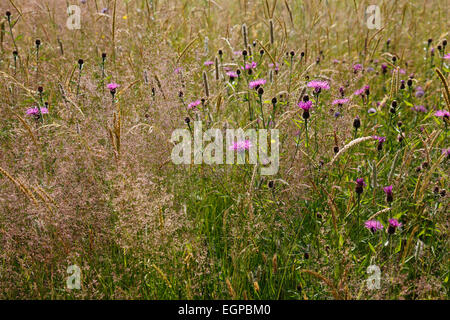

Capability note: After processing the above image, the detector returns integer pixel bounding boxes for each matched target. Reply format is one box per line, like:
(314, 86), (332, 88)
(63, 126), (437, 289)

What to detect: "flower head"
(435, 110), (450, 118)
(355, 178), (366, 194)
(307, 80), (330, 92)
(415, 86), (425, 98)
(188, 100), (201, 109)
(204, 60), (214, 66)
(365, 220), (384, 233)
(226, 71), (238, 79)
(412, 105), (427, 112)
(353, 64), (363, 72)
(388, 218), (402, 234)
(242, 61), (257, 70)
(249, 79), (266, 89)
(107, 83), (119, 95)
(444, 53), (450, 60)
(26, 106), (48, 116)
(229, 140), (252, 152)
(388, 219), (402, 228)
(373, 136), (386, 143)
(368, 108), (377, 114)
(298, 100), (313, 111)
(383, 185), (394, 203)
(332, 98), (350, 106)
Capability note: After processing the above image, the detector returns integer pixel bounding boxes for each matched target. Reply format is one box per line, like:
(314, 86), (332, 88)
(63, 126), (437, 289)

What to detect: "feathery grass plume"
(371, 159), (377, 189)
(242, 23), (248, 48)
(272, 254), (278, 274)
(328, 136), (373, 166)
(152, 264), (172, 288)
(226, 278), (236, 298)
(368, 207), (392, 221)
(0, 166), (39, 206)
(269, 19), (274, 45)
(203, 71), (210, 97)
(435, 68), (450, 109)
(390, 67), (399, 99)
(298, 270), (340, 300)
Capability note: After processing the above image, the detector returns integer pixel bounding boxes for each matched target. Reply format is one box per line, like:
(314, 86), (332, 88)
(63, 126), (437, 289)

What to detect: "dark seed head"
(78, 59), (84, 66)
(13, 50), (18, 56)
(35, 39), (41, 47)
(302, 110), (310, 120)
(38, 86), (43, 93)
(257, 87), (264, 96)
(178, 91), (183, 98)
(443, 39), (447, 47)
(303, 95), (309, 102)
(242, 50), (247, 56)
(353, 117), (361, 130)
(5, 11), (11, 18)
(333, 146), (339, 154)
(440, 189), (446, 197)
(388, 225), (396, 235)
(268, 180), (274, 189)
(300, 51), (305, 57)
(218, 49), (223, 56)
(437, 45), (442, 51)
(102, 52), (107, 59)
(392, 56), (397, 63)
(259, 49), (264, 56)
(407, 79), (413, 87)
(184, 117), (190, 124)
(392, 100), (398, 108)
(304, 252), (309, 259)
(271, 97), (277, 104)
(428, 38), (433, 44)
(290, 50), (295, 57)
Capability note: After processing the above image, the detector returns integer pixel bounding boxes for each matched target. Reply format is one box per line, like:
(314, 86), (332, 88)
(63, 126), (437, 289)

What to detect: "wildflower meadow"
(0, 0), (448, 300)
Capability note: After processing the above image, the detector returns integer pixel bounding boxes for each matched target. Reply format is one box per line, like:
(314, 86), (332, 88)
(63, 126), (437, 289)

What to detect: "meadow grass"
(0, 0), (448, 299)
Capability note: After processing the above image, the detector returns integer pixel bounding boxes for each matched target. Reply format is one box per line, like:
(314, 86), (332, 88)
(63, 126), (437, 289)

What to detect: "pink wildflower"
(365, 220), (384, 233)
(249, 79), (266, 89)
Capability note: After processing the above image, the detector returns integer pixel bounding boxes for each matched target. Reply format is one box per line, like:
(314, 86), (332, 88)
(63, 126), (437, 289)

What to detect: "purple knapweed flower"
(332, 98), (350, 106)
(435, 110), (450, 118)
(298, 101), (313, 111)
(242, 61), (257, 70)
(368, 107), (377, 114)
(383, 185), (394, 203)
(365, 220), (384, 233)
(307, 80), (330, 92)
(229, 140), (252, 152)
(268, 63), (280, 71)
(444, 53), (450, 60)
(415, 86), (425, 98)
(26, 107), (48, 116)
(204, 61), (214, 66)
(412, 105), (427, 112)
(373, 136), (386, 151)
(355, 178), (366, 194)
(188, 100), (201, 109)
(353, 63), (363, 72)
(226, 71), (238, 79)
(442, 148), (450, 159)
(249, 79), (266, 89)
(388, 218), (402, 234)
